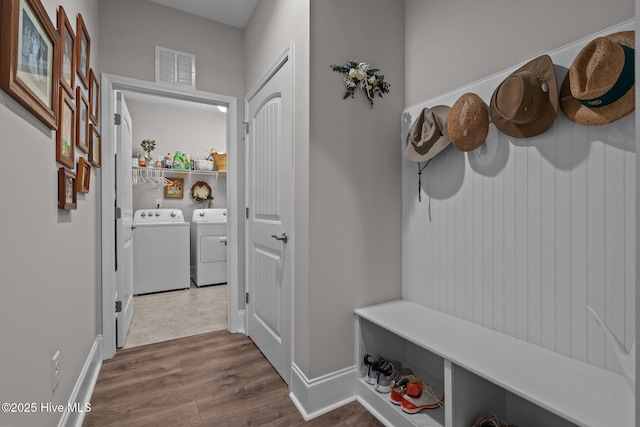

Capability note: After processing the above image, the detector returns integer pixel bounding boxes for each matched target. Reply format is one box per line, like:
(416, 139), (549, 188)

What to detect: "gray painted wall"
(404, 0), (634, 106)
(0, 0), (100, 425)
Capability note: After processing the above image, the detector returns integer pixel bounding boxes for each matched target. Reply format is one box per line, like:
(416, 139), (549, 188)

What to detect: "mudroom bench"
(354, 299), (633, 427)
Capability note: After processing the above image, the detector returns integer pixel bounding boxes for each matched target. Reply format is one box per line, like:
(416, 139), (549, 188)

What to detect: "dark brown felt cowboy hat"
(404, 105), (452, 162)
(449, 93), (489, 152)
(490, 54), (558, 138)
(560, 31), (635, 126)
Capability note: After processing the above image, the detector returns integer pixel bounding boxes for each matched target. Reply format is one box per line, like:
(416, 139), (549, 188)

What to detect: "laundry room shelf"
(133, 166), (225, 176)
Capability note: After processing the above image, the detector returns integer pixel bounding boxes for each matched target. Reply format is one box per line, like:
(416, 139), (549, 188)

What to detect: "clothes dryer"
(190, 208), (228, 286)
(133, 209), (190, 294)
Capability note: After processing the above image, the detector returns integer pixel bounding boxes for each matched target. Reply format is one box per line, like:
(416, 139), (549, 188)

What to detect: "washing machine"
(190, 208), (228, 286)
(133, 208), (190, 294)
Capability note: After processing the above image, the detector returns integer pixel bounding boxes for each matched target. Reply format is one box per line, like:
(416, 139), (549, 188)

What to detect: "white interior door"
(246, 53), (293, 384)
(115, 91), (134, 348)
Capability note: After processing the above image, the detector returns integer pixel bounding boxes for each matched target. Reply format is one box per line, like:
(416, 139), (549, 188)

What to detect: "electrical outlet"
(155, 199), (162, 208)
(52, 351), (60, 392)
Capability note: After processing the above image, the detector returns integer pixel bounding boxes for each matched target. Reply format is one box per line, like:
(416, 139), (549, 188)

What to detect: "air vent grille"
(155, 46), (195, 89)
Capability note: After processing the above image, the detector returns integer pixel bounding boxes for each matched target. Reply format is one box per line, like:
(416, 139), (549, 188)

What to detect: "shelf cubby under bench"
(354, 299), (632, 427)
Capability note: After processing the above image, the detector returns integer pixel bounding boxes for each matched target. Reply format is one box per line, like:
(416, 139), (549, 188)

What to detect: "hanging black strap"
(417, 160), (430, 202)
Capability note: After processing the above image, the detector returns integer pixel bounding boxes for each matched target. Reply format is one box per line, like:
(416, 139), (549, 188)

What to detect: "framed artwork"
(89, 68), (99, 125)
(56, 86), (75, 168)
(58, 167), (77, 210)
(0, 0), (60, 129)
(76, 156), (91, 193)
(57, 5), (74, 97)
(75, 85), (89, 153)
(89, 123), (101, 167)
(164, 177), (184, 199)
(75, 13), (90, 88)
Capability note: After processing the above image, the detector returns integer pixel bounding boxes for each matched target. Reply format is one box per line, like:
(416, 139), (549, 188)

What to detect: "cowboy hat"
(404, 105), (452, 162)
(449, 93), (489, 152)
(490, 54), (558, 138)
(560, 31), (635, 126)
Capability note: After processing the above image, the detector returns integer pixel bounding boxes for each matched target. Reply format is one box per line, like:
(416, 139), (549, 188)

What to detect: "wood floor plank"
(83, 331), (382, 427)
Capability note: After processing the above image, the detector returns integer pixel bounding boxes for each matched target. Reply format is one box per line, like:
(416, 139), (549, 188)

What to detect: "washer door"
(200, 235), (228, 263)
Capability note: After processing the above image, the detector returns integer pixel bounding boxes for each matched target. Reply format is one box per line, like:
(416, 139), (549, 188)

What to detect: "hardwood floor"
(83, 330), (382, 426)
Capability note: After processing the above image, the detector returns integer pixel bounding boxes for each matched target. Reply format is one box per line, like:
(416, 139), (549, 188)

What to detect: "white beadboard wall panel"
(401, 20), (635, 375)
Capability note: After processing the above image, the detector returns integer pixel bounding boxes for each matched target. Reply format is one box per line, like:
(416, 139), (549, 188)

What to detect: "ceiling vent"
(155, 46), (196, 89)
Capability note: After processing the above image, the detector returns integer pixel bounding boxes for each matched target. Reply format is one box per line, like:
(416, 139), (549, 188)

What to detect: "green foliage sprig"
(140, 139), (156, 156)
(330, 60), (390, 106)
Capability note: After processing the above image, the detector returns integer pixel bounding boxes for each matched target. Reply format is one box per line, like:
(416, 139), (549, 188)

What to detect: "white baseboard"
(58, 335), (102, 427)
(229, 309), (245, 333)
(289, 363), (357, 420)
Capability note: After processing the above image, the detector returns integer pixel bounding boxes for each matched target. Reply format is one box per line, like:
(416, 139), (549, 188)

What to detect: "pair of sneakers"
(363, 354), (411, 393)
(391, 377), (444, 414)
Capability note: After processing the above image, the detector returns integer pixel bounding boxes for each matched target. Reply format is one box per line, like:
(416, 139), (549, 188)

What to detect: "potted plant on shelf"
(140, 139), (156, 166)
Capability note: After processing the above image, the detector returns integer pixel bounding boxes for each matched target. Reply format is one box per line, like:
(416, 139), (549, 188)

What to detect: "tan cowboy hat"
(404, 105), (452, 162)
(490, 54), (558, 138)
(560, 31), (635, 126)
(449, 93), (489, 152)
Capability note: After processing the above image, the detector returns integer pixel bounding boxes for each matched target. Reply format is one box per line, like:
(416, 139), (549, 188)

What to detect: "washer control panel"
(134, 209), (185, 224)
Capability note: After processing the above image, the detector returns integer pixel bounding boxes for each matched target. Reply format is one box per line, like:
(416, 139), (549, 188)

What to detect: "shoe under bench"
(354, 299), (632, 427)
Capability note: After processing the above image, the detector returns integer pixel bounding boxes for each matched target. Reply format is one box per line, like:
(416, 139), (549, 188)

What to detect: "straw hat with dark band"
(560, 31), (635, 126)
(449, 93), (489, 152)
(490, 54), (558, 138)
(404, 105), (452, 162)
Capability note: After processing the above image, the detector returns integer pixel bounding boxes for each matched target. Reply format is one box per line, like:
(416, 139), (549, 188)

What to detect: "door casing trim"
(100, 74), (240, 359)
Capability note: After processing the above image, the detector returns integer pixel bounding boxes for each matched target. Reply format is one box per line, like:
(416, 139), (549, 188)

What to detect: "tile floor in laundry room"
(123, 283), (228, 348)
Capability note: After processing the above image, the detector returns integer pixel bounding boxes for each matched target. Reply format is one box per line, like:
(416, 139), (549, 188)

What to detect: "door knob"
(271, 233), (288, 244)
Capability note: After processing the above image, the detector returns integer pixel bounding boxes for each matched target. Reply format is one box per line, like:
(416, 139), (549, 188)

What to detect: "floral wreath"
(331, 60), (390, 106)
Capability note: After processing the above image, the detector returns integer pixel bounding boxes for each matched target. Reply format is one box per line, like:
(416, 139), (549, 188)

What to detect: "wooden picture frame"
(76, 156), (91, 193)
(75, 85), (89, 153)
(89, 123), (101, 167)
(89, 68), (99, 125)
(0, 0), (60, 129)
(164, 177), (184, 199)
(56, 86), (75, 168)
(58, 167), (77, 210)
(75, 13), (90, 88)
(57, 5), (75, 98)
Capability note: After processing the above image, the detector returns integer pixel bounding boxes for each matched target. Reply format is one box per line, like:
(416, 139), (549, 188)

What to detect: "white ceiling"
(148, 0), (258, 28)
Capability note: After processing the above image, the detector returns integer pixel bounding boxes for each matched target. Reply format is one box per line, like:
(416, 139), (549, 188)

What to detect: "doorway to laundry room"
(122, 90), (229, 349)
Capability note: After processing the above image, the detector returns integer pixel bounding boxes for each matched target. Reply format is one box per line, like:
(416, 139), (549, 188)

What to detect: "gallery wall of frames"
(0, 0), (100, 210)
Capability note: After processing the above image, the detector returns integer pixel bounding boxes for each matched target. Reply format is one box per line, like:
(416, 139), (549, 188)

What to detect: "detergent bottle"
(173, 151), (184, 170)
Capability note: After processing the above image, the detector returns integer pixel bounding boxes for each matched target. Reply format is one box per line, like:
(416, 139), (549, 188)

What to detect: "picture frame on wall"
(89, 123), (101, 167)
(75, 13), (90, 88)
(58, 167), (77, 210)
(76, 156), (91, 193)
(164, 177), (184, 199)
(56, 87), (75, 168)
(57, 5), (75, 98)
(89, 68), (99, 125)
(0, 0), (60, 129)
(76, 86), (89, 153)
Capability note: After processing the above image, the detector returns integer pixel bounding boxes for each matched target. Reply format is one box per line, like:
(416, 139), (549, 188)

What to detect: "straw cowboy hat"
(404, 105), (452, 162)
(448, 93), (489, 152)
(560, 31), (635, 126)
(490, 55), (559, 138)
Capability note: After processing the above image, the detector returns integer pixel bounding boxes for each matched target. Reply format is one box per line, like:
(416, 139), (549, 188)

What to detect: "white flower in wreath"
(348, 68), (358, 78)
(368, 76), (377, 85)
